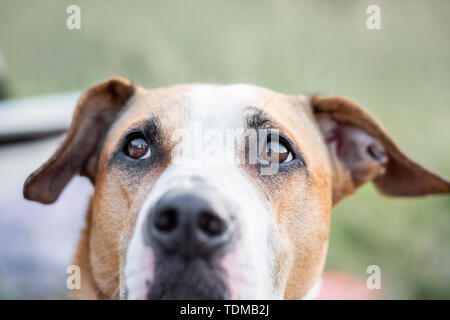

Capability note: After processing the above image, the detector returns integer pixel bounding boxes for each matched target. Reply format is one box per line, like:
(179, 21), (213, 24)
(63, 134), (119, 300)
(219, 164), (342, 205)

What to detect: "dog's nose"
(143, 189), (235, 258)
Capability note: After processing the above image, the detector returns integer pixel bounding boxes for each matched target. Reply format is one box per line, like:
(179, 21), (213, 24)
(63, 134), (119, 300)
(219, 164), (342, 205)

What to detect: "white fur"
(303, 278), (322, 300)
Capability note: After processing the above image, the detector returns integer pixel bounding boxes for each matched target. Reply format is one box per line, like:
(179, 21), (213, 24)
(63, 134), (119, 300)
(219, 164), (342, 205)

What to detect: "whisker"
(110, 284), (121, 300)
(95, 270), (120, 299)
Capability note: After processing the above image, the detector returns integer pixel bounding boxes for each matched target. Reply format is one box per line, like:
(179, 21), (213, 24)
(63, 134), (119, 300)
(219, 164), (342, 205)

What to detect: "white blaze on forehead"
(186, 84), (269, 128)
(172, 84), (277, 167)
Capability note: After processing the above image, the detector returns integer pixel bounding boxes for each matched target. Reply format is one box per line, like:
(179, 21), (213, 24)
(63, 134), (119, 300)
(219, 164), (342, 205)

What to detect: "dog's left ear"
(24, 77), (135, 204)
(309, 95), (450, 205)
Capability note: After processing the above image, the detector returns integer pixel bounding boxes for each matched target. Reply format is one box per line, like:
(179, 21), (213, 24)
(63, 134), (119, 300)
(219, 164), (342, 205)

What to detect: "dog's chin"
(146, 257), (230, 300)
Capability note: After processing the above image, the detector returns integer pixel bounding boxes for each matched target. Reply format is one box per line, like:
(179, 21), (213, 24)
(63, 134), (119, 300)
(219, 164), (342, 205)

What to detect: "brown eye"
(261, 139), (293, 163)
(126, 137), (151, 159)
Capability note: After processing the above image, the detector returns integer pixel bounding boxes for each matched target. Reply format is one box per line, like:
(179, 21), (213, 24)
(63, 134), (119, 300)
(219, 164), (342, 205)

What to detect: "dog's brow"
(246, 109), (272, 129)
(142, 117), (162, 141)
(123, 117), (162, 141)
(106, 116), (164, 169)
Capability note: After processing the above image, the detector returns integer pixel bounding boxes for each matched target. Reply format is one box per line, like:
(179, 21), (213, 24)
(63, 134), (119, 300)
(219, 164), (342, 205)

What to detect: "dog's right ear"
(23, 77), (135, 204)
(309, 95), (450, 205)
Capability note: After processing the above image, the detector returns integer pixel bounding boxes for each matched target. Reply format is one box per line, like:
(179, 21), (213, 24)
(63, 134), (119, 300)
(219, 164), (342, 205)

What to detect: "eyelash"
(124, 131), (145, 144)
(264, 131), (305, 168)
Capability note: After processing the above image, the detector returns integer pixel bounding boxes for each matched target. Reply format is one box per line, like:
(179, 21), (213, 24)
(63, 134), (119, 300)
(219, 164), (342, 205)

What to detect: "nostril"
(198, 211), (226, 237)
(153, 208), (178, 232)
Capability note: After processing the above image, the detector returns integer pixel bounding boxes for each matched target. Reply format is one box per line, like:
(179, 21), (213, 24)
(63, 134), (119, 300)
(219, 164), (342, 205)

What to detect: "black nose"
(143, 189), (235, 258)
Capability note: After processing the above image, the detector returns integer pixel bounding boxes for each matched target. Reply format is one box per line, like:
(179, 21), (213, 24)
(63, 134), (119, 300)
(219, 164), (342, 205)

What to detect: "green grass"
(1, 0), (449, 298)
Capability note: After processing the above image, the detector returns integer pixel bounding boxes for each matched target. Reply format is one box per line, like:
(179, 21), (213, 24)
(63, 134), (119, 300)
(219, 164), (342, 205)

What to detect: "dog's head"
(24, 77), (450, 299)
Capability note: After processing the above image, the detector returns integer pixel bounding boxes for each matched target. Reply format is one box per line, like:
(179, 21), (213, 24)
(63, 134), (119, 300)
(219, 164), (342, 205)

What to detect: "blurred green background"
(0, 0), (449, 299)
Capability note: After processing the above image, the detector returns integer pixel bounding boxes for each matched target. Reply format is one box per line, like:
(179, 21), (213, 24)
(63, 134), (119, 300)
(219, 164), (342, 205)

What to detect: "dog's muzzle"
(141, 185), (238, 299)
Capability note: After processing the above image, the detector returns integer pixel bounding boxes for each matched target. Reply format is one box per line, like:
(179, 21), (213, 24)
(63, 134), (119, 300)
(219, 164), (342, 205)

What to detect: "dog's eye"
(125, 136), (151, 159)
(261, 137), (293, 163)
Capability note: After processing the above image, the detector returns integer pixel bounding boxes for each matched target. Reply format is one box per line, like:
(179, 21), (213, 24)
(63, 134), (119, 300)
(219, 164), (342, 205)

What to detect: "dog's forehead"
(128, 83), (292, 126)
(183, 84), (277, 127)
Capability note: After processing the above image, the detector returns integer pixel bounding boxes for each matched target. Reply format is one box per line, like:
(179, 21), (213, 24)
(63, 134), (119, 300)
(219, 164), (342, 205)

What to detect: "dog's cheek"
(124, 224), (157, 300)
(122, 199), (158, 300)
(220, 191), (279, 299)
(280, 200), (330, 299)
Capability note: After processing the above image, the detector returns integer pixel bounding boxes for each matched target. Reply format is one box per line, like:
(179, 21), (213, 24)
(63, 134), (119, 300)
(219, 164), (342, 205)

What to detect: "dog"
(23, 77), (450, 299)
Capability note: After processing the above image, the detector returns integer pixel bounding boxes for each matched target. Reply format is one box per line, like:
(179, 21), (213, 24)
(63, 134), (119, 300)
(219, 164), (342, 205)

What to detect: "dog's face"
(24, 77), (450, 299)
(110, 83), (333, 300)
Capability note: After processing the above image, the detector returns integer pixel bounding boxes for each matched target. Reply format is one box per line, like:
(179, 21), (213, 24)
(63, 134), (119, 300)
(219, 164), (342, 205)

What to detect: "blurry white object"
(0, 136), (92, 299)
(0, 92), (91, 299)
(0, 92), (80, 143)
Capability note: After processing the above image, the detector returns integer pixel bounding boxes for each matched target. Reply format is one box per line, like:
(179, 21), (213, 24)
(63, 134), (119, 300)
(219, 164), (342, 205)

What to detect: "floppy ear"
(310, 95), (450, 205)
(23, 77), (135, 204)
